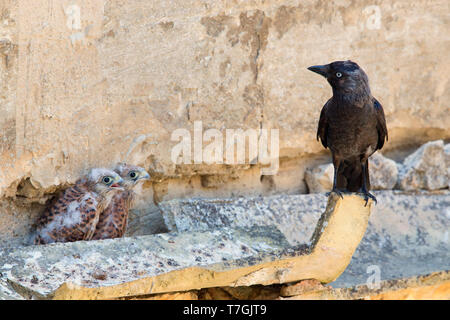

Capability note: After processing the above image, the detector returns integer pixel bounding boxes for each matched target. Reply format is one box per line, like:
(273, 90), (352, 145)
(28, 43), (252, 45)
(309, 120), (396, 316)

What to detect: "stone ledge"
(159, 190), (450, 291)
(3, 191), (447, 300)
(160, 193), (327, 245)
(114, 270), (450, 300)
(0, 194), (372, 299)
(0, 279), (24, 300)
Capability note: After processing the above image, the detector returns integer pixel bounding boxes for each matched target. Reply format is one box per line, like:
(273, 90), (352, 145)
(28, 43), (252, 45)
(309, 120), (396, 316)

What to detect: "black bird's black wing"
(317, 98), (331, 149)
(373, 98), (388, 150)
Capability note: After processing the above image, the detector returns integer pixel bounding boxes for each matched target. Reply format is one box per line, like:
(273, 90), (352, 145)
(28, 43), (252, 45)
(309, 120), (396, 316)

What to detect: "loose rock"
(305, 164), (334, 193)
(369, 152), (398, 190)
(445, 143), (450, 189)
(398, 140), (448, 191)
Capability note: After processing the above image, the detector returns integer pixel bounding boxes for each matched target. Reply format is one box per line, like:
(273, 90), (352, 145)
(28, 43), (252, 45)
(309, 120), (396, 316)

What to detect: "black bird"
(307, 60), (388, 205)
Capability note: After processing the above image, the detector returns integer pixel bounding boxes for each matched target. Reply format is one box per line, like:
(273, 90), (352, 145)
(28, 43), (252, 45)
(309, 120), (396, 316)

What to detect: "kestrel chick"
(92, 163), (150, 240)
(34, 168), (124, 245)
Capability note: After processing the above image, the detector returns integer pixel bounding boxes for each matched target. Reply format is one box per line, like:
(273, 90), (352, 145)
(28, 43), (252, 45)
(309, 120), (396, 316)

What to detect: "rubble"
(398, 140), (448, 191)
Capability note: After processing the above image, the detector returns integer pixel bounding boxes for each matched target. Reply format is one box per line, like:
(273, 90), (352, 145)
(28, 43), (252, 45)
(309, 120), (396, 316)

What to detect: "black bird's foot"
(326, 189), (344, 199)
(360, 191), (377, 207)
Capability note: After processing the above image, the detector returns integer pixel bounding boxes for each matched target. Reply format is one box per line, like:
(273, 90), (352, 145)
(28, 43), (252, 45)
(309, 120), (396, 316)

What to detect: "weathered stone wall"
(0, 0), (449, 246)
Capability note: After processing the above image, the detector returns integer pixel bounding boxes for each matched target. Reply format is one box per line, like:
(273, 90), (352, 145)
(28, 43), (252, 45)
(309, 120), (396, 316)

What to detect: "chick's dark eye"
(103, 177), (111, 184)
(129, 171), (137, 178)
(336, 72), (342, 78)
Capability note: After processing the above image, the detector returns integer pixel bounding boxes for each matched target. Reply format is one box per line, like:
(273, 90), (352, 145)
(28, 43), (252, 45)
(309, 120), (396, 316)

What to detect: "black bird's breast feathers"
(310, 60), (388, 195)
(317, 97), (388, 153)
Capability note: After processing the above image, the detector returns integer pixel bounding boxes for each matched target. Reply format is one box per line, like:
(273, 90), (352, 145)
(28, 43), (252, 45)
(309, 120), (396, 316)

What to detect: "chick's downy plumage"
(92, 163), (150, 240)
(34, 168), (124, 244)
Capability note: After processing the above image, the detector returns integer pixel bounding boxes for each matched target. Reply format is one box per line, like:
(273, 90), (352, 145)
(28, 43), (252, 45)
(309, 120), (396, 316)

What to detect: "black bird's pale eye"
(103, 176), (112, 185)
(336, 72), (342, 78)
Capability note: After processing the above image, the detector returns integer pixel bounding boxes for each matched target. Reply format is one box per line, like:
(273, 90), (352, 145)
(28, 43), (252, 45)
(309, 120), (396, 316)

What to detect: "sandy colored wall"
(0, 0), (449, 246)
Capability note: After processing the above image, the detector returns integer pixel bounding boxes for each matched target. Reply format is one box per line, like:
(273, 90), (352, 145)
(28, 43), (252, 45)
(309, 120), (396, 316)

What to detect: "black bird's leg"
(326, 154), (343, 199)
(360, 160), (377, 206)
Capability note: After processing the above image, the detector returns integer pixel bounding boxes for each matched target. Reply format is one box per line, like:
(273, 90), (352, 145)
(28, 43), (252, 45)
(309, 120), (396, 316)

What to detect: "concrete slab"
(159, 190), (450, 287)
(160, 193), (326, 245)
(0, 194), (373, 299)
(0, 279), (25, 300)
(0, 225), (289, 298)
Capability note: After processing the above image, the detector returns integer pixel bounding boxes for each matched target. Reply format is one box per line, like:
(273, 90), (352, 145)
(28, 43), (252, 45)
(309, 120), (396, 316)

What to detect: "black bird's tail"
(336, 158), (370, 192)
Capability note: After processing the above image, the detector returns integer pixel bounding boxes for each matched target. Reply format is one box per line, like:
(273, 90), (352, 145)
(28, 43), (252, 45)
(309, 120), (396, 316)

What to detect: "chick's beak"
(139, 170), (150, 181)
(307, 64), (329, 77)
(111, 176), (124, 190)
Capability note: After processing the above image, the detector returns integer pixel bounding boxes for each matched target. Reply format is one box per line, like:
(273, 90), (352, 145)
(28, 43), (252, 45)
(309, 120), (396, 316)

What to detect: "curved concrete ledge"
(1, 193), (372, 299)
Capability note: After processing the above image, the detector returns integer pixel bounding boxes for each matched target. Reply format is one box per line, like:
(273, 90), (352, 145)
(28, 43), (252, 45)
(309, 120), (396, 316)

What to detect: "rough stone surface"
(0, 194), (373, 299)
(330, 191), (450, 288)
(159, 190), (450, 288)
(368, 153), (399, 190)
(305, 164), (334, 193)
(445, 143), (450, 165)
(123, 290), (199, 300)
(1, 0), (450, 247)
(398, 140), (448, 191)
(198, 285), (280, 300)
(281, 279), (326, 296)
(0, 279), (24, 300)
(0, 226), (290, 298)
(283, 270), (450, 300)
(0, 191), (447, 299)
(445, 143), (450, 189)
(124, 270), (450, 300)
(125, 206), (169, 237)
(160, 193), (326, 245)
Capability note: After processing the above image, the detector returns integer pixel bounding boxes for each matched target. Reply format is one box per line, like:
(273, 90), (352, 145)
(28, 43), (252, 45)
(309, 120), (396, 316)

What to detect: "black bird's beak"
(307, 64), (329, 77)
